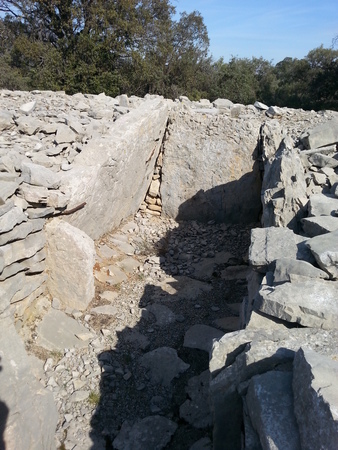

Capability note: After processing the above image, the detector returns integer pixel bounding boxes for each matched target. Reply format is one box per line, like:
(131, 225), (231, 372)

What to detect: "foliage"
(0, 2), (337, 111)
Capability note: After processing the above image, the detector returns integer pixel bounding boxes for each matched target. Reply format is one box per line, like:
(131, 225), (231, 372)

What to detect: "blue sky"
(174, 0), (338, 63)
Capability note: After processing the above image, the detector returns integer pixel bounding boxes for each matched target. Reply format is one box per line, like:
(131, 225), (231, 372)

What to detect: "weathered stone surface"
(153, 275), (212, 301)
(246, 371), (301, 450)
(19, 100), (36, 115)
(146, 303), (176, 326)
(60, 99), (168, 239)
(254, 280), (338, 329)
(261, 137), (307, 231)
(0, 180), (20, 205)
(308, 193), (338, 217)
(46, 219), (95, 310)
(139, 347), (189, 386)
(15, 115), (42, 135)
(305, 230), (338, 279)
(113, 416), (177, 450)
(301, 118), (338, 149)
(184, 324), (224, 353)
(189, 437), (212, 450)
(0, 315), (58, 450)
(21, 161), (61, 189)
(254, 101), (269, 110)
(273, 257), (329, 283)
(161, 105), (261, 224)
(210, 328), (338, 450)
(179, 370), (212, 429)
(0, 109), (14, 131)
(308, 152), (338, 168)
(249, 227), (312, 272)
(36, 309), (93, 350)
(0, 205), (27, 233)
(293, 348), (338, 450)
(301, 215), (338, 237)
(213, 98), (233, 109)
(0, 231), (45, 273)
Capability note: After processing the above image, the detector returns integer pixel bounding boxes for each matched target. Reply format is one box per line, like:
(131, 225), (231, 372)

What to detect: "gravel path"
(27, 212), (257, 450)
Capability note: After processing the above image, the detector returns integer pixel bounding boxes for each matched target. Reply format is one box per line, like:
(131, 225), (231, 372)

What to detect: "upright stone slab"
(301, 118), (338, 149)
(161, 105), (262, 224)
(60, 98), (169, 239)
(246, 371), (301, 450)
(293, 348), (338, 450)
(46, 219), (95, 310)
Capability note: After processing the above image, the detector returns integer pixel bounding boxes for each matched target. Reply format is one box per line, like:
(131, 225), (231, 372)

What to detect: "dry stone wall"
(209, 108), (338, 449)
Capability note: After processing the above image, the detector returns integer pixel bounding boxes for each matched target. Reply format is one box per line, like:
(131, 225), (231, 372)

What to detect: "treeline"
(0, 0), (337, 110)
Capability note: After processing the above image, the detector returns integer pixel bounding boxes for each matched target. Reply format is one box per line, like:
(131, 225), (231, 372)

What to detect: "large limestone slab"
(246, 371), (301, 450)
(0, 315), (58, 450)
(36, 309), (93, 351)
(254, 280), (338, 329)
(308, 193), (338, 217)
(305, 230), (338, 279)
(21, 161), (61, 188)
(301, 118), (338, 149)
(45, 219), (95, 310)
(301, 215), (338, 237)
(60, 99), (168, 239)
(161, 105), (262, 224)
(184, 324), (224, 353)
(249, 227), (312, 272)
(273, 257), (329, 283)
(293, 348), (338, 450)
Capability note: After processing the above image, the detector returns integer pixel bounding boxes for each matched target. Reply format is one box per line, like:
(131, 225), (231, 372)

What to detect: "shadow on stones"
(89, 170), (262, 449)
(0, 360), (9, 450)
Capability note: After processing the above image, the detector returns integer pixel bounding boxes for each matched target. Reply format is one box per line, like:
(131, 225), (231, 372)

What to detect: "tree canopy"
(0, 1), (337, 110)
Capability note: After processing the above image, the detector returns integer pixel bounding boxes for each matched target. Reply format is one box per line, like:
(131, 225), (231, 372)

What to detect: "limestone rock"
(36, 309), (93, 351)
(246, 371), (301, 450)
(113, 416), (177, 450)
(301, 118), (338, 149)
(60, 98), (168, 239)
(249, 227), (312, 272)
(0, 205), (27, 233)
(293, 348), (338, 450)
(0, 109), (14, 131)
(139, 347), (189, 386)
(305, 230), (338, 279)
(179, 370), (212, 429)
(0, 315), (58, 450)
(261, 137), (307, 231)
(273, 257), (329, 283)
(308, 193), (338, 217)
(184, 324), (224, 353)
(46, 219), (95, 310)
(161, 105), (261, 224)
(301, 215), (338, 237)
(21, 162), (61, 189)
(254, 280), (338, 329)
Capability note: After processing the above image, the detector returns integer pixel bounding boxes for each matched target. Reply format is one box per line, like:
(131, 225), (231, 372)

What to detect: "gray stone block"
(293, 348), (338, 450)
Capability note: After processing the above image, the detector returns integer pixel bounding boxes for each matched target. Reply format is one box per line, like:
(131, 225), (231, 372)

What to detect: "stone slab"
(246, 371), (301, 450)
(46, 219), (95, 310)
(301, 215), (338, 237)
(293, 347), (338, 450)
(36, 309), (93, 351)
(305, 230), (338, 279)
(139, 347), (189, 386)
(184, 324), (224, 353)
(254, 280), (338, 329)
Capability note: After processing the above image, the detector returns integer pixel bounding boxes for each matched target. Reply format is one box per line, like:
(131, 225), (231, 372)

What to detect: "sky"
(174, 0), (338, 64)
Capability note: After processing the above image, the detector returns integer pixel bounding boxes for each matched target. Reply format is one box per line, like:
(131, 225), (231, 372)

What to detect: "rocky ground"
(24, 211), (256, 450)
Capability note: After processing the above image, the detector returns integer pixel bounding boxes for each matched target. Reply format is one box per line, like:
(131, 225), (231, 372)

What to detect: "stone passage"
(1, 90), (338, 449)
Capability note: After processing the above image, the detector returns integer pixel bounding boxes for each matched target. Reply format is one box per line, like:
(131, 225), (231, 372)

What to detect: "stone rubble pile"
(209, 113), (338, 449)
